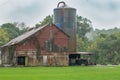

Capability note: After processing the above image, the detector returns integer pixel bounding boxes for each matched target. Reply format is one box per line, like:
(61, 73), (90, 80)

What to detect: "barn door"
(43, 56), (47, 65)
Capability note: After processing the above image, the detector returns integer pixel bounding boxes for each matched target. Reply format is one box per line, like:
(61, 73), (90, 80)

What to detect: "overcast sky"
(0, 0), (120, 29)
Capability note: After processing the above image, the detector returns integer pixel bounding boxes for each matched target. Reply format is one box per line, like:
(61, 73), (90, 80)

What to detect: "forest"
(0, 15), (120, 64)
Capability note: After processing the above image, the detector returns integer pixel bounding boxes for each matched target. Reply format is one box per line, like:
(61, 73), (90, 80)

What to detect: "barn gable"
(2, 24), (69, 48)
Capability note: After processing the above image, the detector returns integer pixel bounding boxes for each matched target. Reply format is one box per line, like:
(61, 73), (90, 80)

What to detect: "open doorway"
(69, 54), (80, 65)
(17, 56), (25, 65)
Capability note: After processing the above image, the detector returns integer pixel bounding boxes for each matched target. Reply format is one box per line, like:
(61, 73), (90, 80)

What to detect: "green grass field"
(0, 66), (120, 80)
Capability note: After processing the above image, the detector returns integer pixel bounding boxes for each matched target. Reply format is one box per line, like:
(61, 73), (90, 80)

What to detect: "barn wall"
(39, 52), (69, 66)
(16, 39), (36, 51)
(1, 47), (9, 64)
(15, 51), (69, 66)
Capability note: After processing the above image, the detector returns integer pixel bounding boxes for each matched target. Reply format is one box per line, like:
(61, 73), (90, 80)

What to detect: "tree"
(14, 22), (28, 34)
(36, 15), (53, 27)
(77, 16), (93, 40)
(1, 23), (20, 39)
(1, 23), (28, 40)
(76, 35), (85, 51)
(0, 28), (9, 46)
(76, 16), (93, 51)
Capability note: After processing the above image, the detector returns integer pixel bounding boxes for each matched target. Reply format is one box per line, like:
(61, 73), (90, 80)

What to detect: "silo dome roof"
(55, 1), (76, 10)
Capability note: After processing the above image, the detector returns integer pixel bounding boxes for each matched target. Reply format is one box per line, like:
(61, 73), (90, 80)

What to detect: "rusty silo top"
(56, 1), (76, 9)
(57, 1), (66, 7)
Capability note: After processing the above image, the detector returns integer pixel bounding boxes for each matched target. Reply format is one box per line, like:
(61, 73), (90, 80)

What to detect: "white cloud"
(73, 0), (120, 29)
(0, 0), (120, 29)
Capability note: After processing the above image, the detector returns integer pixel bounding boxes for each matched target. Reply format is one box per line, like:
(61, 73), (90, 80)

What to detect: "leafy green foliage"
(76, 16), (93, 51)
(77, 35), (92, 52)
(88, 32), (120, 64)
(0, 28), (9, 46)
(1, 23), (20, 39)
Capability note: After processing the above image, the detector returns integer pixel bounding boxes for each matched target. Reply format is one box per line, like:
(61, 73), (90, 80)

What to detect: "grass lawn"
(0, 66), (120, 80)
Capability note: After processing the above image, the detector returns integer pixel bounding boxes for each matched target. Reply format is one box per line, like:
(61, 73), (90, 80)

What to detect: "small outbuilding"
(69, 52), (94, 65)
(1, 24), (70, 66)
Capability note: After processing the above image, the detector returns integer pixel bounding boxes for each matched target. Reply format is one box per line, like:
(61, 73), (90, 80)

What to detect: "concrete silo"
(54, 1), (77, 52)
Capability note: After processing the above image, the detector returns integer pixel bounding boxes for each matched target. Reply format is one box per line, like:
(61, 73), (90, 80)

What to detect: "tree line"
(0, 15), (120, 64)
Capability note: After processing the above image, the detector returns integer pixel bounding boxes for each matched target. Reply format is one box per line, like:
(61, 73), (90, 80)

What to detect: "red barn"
(1, 24), (70, 66)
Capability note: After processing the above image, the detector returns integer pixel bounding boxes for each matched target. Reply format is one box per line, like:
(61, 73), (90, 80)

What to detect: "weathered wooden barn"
(1, 24), (70, 66)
